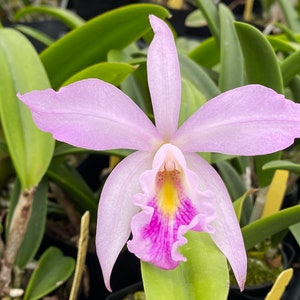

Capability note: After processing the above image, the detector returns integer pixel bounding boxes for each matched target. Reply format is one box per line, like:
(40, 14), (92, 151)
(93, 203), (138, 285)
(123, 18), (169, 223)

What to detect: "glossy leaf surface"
(142, 232), (229, 300)
(24, 247), (75, 300)
(0, 28), (54, 189)
(40, 4), (170, 89)
(195, 0), (220, 40)
(14, 5), (85, 29)
(62, 62), (136, 86)
(235, 21), (283, 92)
(219, 4), (244, 91)
(235, 21), (283, 188)
(47, 160), (98, 218)
(188, 37), (220, 68)
(242, 205), (300, 250)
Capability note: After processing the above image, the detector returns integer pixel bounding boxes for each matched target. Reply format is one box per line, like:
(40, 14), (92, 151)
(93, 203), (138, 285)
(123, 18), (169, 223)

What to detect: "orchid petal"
(127, 144), (215, 270)
(96, 150), (154, 291)
(148, 15), (181, 139)
(18, 79), (161, 151)
(185, 153), (247, 291)
(173, 85), (300, 155)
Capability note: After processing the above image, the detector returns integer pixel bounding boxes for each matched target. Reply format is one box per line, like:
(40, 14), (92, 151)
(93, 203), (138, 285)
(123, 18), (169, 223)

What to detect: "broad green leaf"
(142, 232), (229, 300)
(188, 36), (220, 68)
(14, 24), (54, 46)
(176, 37), (201, 54)
(53, 142), (132, 158)
(288, 75), (300, 103)
(281, 49), (300, 85)
(210, 153), (236, 163)
(14, 5), (85, 29)
(234, 21), (283, 93)
(274, 22), (298, 42)
(62, 62), (137, 86)
(278, 0), (300, 33)
(179, 53), (220, 100)
(0, 28), (54, 189)
(215, 160), (246, 201)
(267, 35), (300, 52)
(15, 178), (49, 269)
(289, 223), (300, 245)
(120, 60), (153, 113)
(47, 160), (98, 218)
(234, 21), (283, 188)
(233, 189), (256, 223)
(24, 247), (75, 300)
(242, 205), (300, 250)
(254, 152), (282, 188)
(263, 159), (300, 174)
(40, 4), (170, 89)
(216, 160), (251, 226)
(185, 9), (206, 28)
(179, 77), (206, 126)
(195, 0), (220, 41)
(219, 4), (244, 91)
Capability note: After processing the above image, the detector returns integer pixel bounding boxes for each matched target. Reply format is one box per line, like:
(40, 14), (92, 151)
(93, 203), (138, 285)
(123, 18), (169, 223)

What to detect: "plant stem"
(0, 186), (35, 296)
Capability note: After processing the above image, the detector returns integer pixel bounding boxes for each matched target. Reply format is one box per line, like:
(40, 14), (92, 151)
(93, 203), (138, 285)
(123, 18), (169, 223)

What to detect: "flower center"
(127, 143), (216, 270)
(156, 167), (181, 215)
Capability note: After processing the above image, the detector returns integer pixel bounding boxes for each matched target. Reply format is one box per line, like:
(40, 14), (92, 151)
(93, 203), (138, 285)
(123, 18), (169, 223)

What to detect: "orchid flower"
(18, 15), (300, 292)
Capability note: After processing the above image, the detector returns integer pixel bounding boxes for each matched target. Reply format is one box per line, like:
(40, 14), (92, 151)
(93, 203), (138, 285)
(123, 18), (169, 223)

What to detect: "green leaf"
(215, 160), (246, 201)
(14, 24), (54, 46)
(254, 152), (282, 187)
(24, 247), (75, 300)
(40, 4), (170, 89)
(278, 0), (300, 32)
(267, 35), (300, 52)
(15, 178), (49, 269)
(195, 0), (220, 40)
(62, 62), (137, 86)
(281, 49), (300, 85)
(289, 223), (300, 246)
(13, 5), (85, 29)
(120, 60), (153, 114)
(188, 37), (220, 68)
(234, 21), (283, 188)
(179, 53), (220, 100)
(287, 76), (300, 103)
(0, 28), (54, 189)
(242, 205), (300, 250)
(263, 159), (300, 174)
(142, 232), (229, 300)
(274, 22), (298, 42)
(219, 4), (244, 91)
(53, 142), (132, 158)
(47, 160), (98, 218)
(233, 190), (256, 223)
(179, 77), (206, 126)
(185, 9), (207, 28)
(234, 21), (283, 93)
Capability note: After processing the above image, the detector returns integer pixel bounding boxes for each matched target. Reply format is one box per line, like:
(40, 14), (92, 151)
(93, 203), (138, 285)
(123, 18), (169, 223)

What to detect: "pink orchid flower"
(18, 15), (300, 292)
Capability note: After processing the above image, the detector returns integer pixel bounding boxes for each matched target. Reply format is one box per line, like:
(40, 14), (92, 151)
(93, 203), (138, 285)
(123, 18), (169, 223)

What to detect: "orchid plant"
(17, 11), (300, 299)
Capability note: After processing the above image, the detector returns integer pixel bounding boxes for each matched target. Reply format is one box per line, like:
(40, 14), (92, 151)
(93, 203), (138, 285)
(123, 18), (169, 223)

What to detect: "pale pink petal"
(96, 151), (154, 291)
(185, 153), (247, 291)
(127, 144), (215, 269)
(173, 85), (300, 155)
(18, 79), (161, 152)
(148, 15), (181, 139)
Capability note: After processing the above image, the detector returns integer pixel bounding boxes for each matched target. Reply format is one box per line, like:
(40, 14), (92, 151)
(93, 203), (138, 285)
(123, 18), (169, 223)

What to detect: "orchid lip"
(127, 144), (215, 270)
